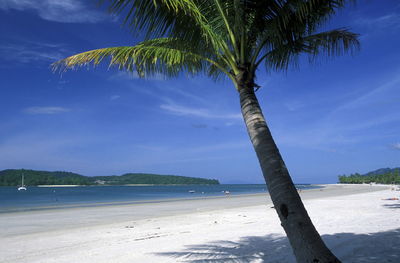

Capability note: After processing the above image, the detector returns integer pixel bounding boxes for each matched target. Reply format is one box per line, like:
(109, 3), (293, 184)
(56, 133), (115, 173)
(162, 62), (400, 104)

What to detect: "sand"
(0, 184), (399, 263)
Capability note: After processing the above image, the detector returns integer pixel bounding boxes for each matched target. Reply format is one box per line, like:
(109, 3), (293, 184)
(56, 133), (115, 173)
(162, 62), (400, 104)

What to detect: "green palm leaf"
(103, 0), (228, 54)
(53, 38), (232, 79)
(263, 29), (360, 70)
(56, 0), (360, 84)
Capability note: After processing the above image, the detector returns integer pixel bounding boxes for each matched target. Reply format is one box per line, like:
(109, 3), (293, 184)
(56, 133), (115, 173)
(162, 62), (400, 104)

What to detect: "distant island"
(338, 167), (400, 184)
(0, 169), (220, 186)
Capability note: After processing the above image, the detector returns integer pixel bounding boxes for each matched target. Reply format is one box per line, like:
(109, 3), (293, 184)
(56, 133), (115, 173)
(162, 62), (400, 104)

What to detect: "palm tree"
(54, 1), (359, 262)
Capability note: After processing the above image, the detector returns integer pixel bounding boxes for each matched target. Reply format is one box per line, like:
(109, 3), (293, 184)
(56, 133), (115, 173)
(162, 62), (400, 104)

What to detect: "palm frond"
(56, 1), (359, 86)
(269, 0), (349, 34)
(303, 29), (360, 58)
(53, 38), (232, 79)
(102, 0), (228, 53)
(263, 29), (360, 71)
(248, 0), (353, 69)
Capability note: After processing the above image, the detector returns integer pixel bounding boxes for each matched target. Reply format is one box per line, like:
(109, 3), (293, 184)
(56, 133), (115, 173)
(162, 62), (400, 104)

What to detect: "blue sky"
(0, 0), (399, 184)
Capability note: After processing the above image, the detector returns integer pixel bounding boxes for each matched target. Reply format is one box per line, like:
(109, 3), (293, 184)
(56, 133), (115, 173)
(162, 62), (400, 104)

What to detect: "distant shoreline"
(37, 185), (81, 187)
(1, 169), (220, 186)
(35, 184), (225, 187)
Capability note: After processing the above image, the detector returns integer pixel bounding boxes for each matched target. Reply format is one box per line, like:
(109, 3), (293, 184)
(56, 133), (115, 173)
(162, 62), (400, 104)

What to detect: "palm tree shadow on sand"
(154, 228), (400, 263)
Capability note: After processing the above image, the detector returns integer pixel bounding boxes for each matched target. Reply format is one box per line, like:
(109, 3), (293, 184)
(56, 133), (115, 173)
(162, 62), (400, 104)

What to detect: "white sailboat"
(17, 174), (27, 191)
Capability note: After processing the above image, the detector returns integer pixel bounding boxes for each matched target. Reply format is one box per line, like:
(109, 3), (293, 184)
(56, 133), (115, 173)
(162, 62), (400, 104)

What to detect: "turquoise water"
(0, 184), (318, 212)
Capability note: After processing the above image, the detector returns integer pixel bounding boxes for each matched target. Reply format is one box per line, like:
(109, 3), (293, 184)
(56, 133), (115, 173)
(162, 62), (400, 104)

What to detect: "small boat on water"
(188, 190), (195, 193)
(17, 174), (27, 191)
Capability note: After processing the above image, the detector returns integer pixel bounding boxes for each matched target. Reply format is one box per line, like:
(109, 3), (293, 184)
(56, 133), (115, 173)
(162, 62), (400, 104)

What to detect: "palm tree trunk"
(238, 79), (340, 263)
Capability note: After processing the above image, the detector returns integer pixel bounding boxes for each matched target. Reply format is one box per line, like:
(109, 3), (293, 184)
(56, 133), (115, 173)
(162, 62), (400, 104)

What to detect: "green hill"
(91, 173), (219, 185)
(0, 169), (219, 186)
(338, 167), (400, 184)
(0, 169), (91, 186)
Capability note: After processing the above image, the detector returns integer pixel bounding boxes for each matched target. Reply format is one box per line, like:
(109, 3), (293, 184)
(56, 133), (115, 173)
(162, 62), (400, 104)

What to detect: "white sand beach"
(0, 184), (399, 263)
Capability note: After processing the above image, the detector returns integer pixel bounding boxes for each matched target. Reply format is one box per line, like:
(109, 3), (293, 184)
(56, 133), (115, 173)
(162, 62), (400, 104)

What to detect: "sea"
(0, 184), (318, 213)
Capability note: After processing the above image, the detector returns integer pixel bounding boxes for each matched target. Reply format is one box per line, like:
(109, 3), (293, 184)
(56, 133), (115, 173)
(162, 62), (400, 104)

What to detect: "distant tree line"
(0, 169), (91, 186)
(92, 173), (219, 185)
(338, 168), (400, 184)
(0, 169), (220, 186)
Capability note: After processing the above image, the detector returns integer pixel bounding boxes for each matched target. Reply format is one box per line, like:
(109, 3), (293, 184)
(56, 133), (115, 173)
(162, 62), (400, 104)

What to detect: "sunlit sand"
(0, 184), (398, 262)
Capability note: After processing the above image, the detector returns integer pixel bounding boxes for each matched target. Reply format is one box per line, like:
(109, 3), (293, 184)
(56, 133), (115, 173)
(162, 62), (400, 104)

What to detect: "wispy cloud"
(0, 0), (108, 23)
(0, 39), (70, 65)
(110, 95), (121, 101)
(161, 85), (208, 104)
(355, 12), (400, 30)
(160, 103), (241, 120)
(392, 143), (400, 150)
(273, 72), (400, 152)
(0, 44), (63, 63)
(23, 106), (70, 115)
(276, 109), (400, 151)
(332, 74), (400, 113)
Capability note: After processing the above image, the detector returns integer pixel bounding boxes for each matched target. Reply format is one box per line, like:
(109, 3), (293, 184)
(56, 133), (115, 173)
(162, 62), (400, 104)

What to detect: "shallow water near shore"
(0, 184), (317, 212)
